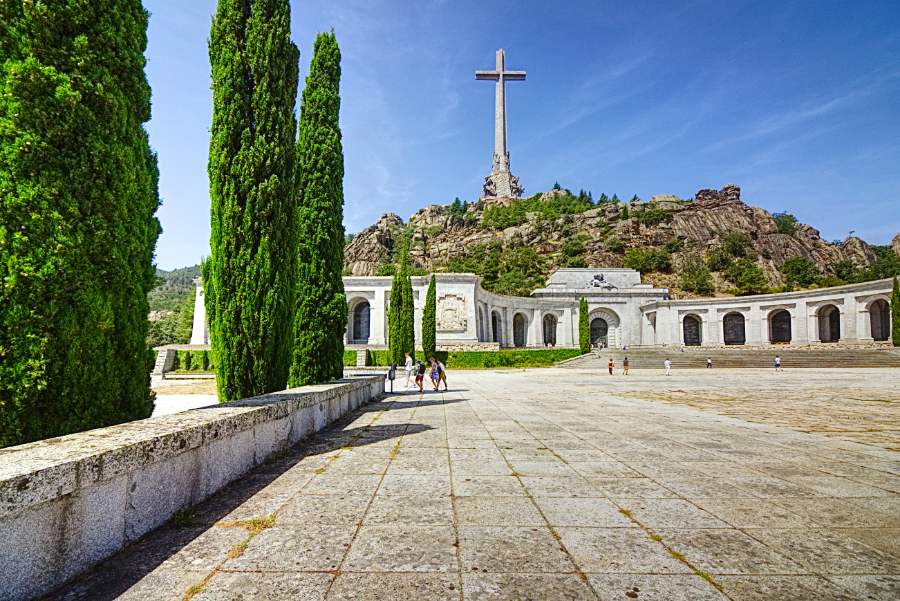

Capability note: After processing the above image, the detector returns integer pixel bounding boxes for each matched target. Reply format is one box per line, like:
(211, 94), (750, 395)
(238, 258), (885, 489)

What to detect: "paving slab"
(51, 369), (900, 600)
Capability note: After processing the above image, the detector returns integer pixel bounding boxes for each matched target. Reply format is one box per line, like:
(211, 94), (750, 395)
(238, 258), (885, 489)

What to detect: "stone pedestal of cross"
(476, 49), (526, 199)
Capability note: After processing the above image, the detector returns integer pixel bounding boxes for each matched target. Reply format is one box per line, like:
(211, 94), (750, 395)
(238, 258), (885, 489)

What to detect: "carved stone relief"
(437, 294), (467, 331)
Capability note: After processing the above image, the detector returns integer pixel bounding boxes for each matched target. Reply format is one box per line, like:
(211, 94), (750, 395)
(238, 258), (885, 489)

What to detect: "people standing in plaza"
(415, 359), (426, 391)
(664, 358), (672, 376)
(404, 353), (413, 387)
(429, 358), (440, 390)
(437, 359), (448, 391)
(707, 357), (712, 369)
(623, 356), (629, 375)
(608, 358), (614, 375)
(681, 342), (685, 353)
(775, 355), (782, 371)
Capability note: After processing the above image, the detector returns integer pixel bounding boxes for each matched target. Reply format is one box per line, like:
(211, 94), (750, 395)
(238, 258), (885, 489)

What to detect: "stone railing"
(0, 375), (385, 601)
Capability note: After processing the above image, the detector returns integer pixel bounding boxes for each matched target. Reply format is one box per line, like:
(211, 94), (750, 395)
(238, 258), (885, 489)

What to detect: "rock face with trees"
(0, 0), (161, 447)
(344, 184), (900, 298)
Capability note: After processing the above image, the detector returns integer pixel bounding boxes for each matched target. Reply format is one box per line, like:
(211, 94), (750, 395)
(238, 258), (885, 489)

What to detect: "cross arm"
(504, 71), (526, 81)
(475, 70), (500, 80)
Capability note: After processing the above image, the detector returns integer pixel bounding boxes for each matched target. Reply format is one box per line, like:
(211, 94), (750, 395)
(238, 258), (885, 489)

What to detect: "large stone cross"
(476, 49), (526, 198)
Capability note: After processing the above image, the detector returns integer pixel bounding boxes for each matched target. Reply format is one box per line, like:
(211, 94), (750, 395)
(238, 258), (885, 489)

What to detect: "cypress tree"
(0, 0), (160, 447)
(205, 0), (299, 401)
(892, 275), (900, 347)
(290, 31), (347, 386)
(388, 271), (403, 364)
(423, 275), (437, 359)
(579, 297), (590, 354)
(402, 272), (415, 359)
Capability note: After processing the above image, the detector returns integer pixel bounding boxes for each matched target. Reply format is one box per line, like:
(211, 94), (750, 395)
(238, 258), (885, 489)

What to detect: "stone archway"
(588, 309), (621, 348)
(682, 315), (701, 346)
(542, 313), (558, 346)
(769, 310), (791, 344)
(491, 311), (502, 345)
(869, 299), (890, 342)
(818, 304), (840, 343)
(513, 313), (526, 347)
(723, 312), (746, 345)
(590, 318), (608, 347)
(349, 300), (371, 344)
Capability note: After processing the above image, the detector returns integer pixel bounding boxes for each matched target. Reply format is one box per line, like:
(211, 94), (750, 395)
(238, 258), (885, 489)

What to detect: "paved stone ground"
(54, 369), (900, 600)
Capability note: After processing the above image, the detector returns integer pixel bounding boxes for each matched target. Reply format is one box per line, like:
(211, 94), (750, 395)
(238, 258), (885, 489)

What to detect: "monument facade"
(476, 49), (526, 199)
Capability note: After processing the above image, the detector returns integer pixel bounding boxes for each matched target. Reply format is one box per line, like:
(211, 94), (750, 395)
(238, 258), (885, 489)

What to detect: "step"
(356, 350), (368, 367)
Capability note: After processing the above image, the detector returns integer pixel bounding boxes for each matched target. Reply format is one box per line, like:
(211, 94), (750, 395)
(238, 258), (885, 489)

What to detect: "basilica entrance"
(682, 315), (701, 346)
(590, 318), (608, 347)
(723, 313), (746, 345)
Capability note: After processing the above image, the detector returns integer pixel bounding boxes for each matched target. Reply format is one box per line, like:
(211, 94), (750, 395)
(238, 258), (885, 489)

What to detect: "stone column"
(189, 279), (209, 345)
(705, 307), (718, 346)
(371, 290), (387, 346)
(844, 293), (858, 343)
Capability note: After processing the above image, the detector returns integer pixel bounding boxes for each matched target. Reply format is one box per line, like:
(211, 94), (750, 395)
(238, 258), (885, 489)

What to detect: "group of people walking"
(403, 353), (448, 392)
(602, 354), (784, 375)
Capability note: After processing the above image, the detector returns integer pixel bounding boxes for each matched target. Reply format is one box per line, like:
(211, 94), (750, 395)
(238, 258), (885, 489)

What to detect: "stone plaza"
(52, 367), (900, 600)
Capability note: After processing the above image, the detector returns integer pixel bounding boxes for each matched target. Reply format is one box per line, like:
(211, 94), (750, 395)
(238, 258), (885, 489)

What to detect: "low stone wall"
(0, 375), (384, 601)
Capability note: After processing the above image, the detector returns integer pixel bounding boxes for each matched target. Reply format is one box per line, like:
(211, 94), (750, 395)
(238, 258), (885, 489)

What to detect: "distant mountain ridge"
(148, 264), (200, 312)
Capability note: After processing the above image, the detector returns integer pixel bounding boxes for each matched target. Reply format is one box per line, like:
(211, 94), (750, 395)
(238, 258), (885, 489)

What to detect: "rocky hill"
(344, 184), (900, 298)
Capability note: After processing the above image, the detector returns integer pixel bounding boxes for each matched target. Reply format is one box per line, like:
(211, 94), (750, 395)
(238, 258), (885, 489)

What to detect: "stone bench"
(0, 375), (385, 601)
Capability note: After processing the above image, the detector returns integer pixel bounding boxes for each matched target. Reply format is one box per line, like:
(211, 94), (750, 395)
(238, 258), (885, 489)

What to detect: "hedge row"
(343, 349), (583, 369)
(171, 350), (215, 373)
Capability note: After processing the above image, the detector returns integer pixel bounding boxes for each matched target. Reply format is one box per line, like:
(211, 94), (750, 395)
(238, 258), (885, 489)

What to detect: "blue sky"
(145, 0), (900, 270)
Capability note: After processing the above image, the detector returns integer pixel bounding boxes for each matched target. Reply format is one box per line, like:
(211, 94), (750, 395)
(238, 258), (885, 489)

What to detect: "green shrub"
(624, 248), (672, 273)
(561, 237), (587, 258)
(620, 205), (629, 220)
(707, 247), (733, 271)
(605, 237), (625, 254)
(725, 257), (768, 294)
(781, 256), (821, 288)
(721, 232), (751, 257)
(678, 258), (715, 295)
(772, 212), (798, 236)
(638, 204), (673, 226)
(664, 238), (686, 253)
(579, 298), (590, 354)
(565, 256), (588, 268)
(893, 276), (899, 347)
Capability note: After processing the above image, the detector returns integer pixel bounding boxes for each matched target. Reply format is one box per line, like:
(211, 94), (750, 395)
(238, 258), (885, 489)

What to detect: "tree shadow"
(47, 402), (435, 600)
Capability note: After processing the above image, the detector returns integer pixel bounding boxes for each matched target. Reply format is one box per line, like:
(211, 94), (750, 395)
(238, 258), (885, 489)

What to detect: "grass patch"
(171, 508), (198, 529)
(618, 508), (632, 518)
(314, 467), (326, 474)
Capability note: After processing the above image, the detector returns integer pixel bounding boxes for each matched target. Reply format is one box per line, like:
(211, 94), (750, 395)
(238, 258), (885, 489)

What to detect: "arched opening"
(590, 318), (609, 347)
(818, 305), (840, 343)
(682, 315), (701, 346)
(513, 313), (526, 347)
(769, 310), (791, 344)
(349, 301), (371, 344)
(869, 299), (890, 342)
(491, 311), (501, 345)
(723, 312), (746, 345)
(542, 314), (558, 346)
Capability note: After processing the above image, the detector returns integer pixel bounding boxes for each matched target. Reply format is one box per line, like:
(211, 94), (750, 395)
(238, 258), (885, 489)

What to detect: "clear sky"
(144, 0), (900, 270)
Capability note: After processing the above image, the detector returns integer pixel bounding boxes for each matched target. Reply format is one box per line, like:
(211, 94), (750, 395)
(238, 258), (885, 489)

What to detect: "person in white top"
(664, 358), (672, 376)
(404, 353), (413, 387)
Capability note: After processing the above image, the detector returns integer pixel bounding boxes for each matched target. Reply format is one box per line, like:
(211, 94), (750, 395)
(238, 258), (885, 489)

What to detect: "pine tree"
(892, 275), (900, 347)
(579, 297), (590, 354)
(0, 0), (161, 447)
(423, 275), (437, 359)
(290, 31), (347, 386)
(205, 0), (299, 401)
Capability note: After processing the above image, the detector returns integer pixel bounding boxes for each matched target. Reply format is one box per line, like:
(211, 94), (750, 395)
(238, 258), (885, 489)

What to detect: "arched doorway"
(350, 301), (370, 344)
(513, 314), (526, 347)
(683, 315), (701, 346)
(723, 312), (746, 345)
(491, 311), (501, 345)
(870, 299), (890, 342)
(770, 310), (791, 344)
(590, 318), (609, 347)
(542, 314), (558, 346)
(818, 305), (840, 342)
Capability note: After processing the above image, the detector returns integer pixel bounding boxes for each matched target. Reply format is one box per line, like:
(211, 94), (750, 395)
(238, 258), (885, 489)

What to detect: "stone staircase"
(152, 348), (175, 375)
(558, 347), (900, 369)
(356, 350), (368, 367)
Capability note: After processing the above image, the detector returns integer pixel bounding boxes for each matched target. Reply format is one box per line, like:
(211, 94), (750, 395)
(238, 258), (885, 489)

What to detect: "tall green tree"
(0, 0), (161, 447)
(579, 297), (590, 354)
(892, 276), (900, 347)
(401, 270), (415, 359)
(290, 31), (347, 386)
(422, 275), (437, 359)
(387, 271), (403, 364)
(205, 0), (299, 401)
